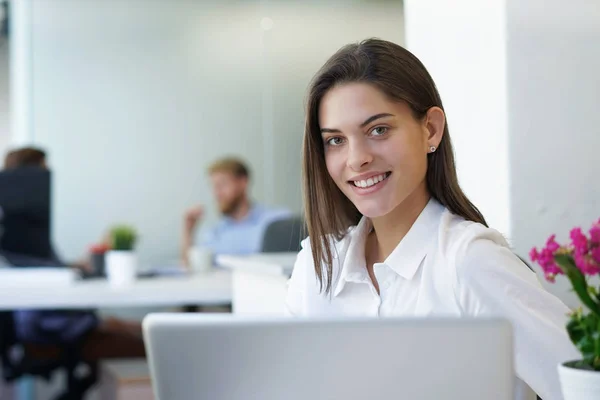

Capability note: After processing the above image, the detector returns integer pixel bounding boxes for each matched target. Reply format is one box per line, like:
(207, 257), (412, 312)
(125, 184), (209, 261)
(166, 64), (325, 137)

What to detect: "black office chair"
(0, 311), (98, 400)
(0, 167), (100, 399)
(260, 215), (306, 253)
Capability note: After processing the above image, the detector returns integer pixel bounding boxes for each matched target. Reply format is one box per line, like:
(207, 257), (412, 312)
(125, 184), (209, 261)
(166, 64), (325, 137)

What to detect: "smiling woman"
(288, 38), (580, 400)
(302, 39), (486, 293)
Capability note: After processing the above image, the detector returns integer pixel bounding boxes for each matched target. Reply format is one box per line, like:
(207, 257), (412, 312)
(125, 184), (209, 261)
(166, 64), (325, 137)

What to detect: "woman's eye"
(371, 126), (388, 136)
(326, 137), (344, 146)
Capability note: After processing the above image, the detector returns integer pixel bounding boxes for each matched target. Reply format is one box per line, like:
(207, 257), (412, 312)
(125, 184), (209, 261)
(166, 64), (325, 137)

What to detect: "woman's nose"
(346, 140), (373, 171)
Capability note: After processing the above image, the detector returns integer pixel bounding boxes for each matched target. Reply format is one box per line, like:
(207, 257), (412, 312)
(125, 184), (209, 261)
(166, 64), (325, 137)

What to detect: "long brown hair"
(303, 38), (487, 293)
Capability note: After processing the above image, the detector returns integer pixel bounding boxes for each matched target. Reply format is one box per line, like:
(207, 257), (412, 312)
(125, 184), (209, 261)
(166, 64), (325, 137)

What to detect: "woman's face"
(319, 82), (444, 219)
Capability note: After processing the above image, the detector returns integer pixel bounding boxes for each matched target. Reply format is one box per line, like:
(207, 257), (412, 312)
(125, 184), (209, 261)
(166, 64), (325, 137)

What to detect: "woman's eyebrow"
(320, 113), (395, 134)
(360, 113), (394, 127)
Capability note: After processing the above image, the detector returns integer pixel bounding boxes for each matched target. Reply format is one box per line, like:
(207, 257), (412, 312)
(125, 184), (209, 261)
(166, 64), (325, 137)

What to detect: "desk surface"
(0, 269), (232, 310)
(217, 252), (298, 277)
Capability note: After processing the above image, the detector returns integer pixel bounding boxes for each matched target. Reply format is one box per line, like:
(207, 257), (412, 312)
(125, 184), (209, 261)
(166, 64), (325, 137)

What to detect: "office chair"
(0, 167), (52, 260)
(0, 311), (98, 400)
(261, 215), (306, 253)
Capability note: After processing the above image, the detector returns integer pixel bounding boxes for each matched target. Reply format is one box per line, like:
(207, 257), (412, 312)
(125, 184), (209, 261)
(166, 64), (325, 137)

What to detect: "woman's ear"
(424, 107), (445, 151)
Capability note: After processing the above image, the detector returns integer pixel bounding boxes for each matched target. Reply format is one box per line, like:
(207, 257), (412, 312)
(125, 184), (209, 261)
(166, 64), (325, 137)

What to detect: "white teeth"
(353, 173), (389, 188)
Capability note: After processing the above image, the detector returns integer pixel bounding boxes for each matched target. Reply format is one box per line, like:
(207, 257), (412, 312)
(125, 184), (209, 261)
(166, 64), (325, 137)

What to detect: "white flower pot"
(558, 361), (600, 400)
(105, 251), (137, 287)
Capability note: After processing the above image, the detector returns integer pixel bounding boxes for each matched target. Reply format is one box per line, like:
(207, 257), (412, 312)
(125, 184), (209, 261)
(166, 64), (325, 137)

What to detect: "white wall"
(404, 0), (600, 307)
(507, 0), (600, 306)
(15, 0), (404, 265)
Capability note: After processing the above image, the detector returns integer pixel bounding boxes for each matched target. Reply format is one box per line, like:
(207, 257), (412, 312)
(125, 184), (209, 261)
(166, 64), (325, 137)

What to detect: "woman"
(286, 39), (578, 400)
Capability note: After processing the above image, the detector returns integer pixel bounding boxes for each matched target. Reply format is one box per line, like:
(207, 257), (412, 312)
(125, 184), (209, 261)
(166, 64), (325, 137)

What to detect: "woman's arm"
(454, 237), (579, 400)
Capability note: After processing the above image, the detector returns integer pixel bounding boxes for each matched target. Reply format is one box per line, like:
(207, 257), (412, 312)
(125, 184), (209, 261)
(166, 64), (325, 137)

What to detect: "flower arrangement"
(530, 220), (600, 370)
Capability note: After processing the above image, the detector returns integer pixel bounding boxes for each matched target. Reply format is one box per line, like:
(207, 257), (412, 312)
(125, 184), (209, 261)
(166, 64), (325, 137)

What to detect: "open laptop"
(143, 314), (513, 400)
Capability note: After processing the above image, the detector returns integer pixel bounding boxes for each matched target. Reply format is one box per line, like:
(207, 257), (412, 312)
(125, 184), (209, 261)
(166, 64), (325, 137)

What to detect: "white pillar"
(405, 0), (600, 310)
(10, 0), (34, 146)
(404, 4), (530, 396)
(403, 0), (511, 238)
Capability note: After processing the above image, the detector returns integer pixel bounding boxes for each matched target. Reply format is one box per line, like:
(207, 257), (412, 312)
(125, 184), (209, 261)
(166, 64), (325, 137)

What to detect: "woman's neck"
(369, 184), (431, 262)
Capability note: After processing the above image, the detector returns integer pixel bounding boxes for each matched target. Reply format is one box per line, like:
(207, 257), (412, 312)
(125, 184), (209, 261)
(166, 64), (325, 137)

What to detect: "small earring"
(429, 146), (436, 153)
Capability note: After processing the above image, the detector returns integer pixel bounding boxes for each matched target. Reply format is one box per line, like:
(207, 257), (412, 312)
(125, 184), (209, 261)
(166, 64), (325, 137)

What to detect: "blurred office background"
(6, 0), (404, 267)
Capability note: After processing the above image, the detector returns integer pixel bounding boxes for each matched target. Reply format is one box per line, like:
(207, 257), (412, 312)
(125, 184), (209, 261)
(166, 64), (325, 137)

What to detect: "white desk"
(217, 252), (297, 315)
(0, 270), (232, 310)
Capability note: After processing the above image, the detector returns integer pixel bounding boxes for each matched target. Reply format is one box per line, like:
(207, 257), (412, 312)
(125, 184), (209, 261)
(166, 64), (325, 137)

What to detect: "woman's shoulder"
(298, 224), (356, 251)
(436, 210), (526, 288)
(294, 237), (317, 280)
(438, 210), (510, 258)
(294, 226), (356, 280)
(299, 220), (360, 257)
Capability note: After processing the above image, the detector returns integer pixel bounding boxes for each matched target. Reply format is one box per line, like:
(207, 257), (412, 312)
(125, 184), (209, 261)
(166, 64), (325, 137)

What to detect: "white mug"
(188, 246), (213, 273)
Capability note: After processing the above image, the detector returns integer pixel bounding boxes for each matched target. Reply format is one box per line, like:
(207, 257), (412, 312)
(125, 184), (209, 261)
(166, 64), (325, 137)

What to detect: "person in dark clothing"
(1, 147), (146, 395)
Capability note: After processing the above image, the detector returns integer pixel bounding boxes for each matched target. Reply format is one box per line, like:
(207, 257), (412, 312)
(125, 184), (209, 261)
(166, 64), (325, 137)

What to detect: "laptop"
(143, 314), (513, 400)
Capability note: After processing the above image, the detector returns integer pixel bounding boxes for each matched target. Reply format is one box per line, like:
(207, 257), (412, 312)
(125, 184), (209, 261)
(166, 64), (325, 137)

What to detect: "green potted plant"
(105, 225), (139, 287)
(530, 219), (600, 399)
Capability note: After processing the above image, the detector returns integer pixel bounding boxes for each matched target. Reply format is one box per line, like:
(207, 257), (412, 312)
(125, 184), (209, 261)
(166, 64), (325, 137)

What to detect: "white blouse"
(285, 199), (579, 400)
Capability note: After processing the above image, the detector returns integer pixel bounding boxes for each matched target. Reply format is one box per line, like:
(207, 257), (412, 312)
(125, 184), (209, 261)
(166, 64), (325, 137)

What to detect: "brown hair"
(3, 150), (18, 169)
(4, 147), (47, 169)
(208, 157), (250, 180)
(303, 38), (487, 293)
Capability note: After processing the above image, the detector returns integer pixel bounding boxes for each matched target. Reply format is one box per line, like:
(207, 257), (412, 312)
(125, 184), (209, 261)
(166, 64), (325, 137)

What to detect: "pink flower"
(532, 220), (600, 281)
(546, 234), (560, 252)
(574, 252), (600, 275)
(589, 220), (600, 244)
(530, 240), (563, 282)
(540, 248), (562, 276)
(591, 246), (600, 265)
(529, 247), (540, 263)
(569, 228), (588, 255)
